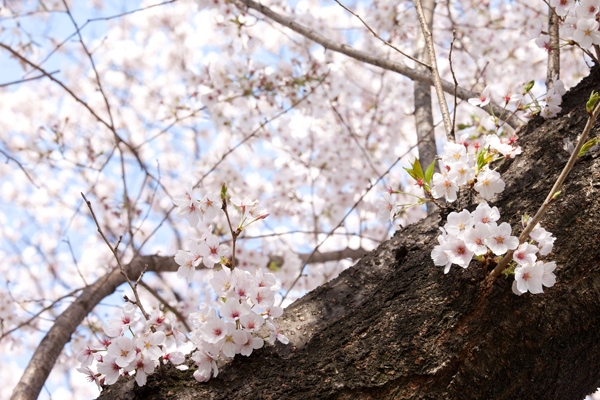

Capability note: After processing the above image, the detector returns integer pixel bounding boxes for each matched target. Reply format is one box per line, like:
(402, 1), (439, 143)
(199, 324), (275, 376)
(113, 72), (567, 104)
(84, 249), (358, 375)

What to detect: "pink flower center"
(457, 246), (466, 255)
(213, 328), (222, 336)
(495, 236), (504, 244)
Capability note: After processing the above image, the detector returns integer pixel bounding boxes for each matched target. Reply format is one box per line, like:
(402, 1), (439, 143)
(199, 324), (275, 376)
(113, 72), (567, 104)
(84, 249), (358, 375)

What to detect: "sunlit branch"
(236, 0), (523, 130)
(333, 0), (431, 68)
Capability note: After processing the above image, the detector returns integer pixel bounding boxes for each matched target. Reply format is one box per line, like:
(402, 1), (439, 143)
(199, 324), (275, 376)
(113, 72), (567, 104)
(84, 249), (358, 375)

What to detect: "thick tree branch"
(235, 0), (523, 129)
(10, 255), (177, 400)
(9, 244), (367, 400)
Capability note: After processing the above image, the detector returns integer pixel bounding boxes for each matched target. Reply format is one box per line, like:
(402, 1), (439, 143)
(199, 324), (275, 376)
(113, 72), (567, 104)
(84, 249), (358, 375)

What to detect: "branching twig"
(333, 0), (431, 68)
(235, 0), (523, 130)
(0, 148), (39, 188)
(0, 70), (59, 88)
(80, 193), (150, 320)
(138, 281), (191, 333)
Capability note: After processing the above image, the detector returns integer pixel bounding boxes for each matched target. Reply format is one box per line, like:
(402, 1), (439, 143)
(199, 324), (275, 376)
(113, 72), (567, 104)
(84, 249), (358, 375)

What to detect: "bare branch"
(333, 0), (430, 68)
(414, 0), (453, 141)
(0, 70), (59, 88)
(0, 149), (39, 188)
(236, 0), (523, 129)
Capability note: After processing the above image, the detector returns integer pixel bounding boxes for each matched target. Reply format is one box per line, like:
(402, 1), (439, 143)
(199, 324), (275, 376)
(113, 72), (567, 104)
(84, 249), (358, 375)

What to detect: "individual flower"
(107, 336), (136, 368)
(442, 142), (469, 165)
(97, 355), (121, 385)
(266, 320), (289, 345)
(191, 348), (219, 382)
(239, 311), (264, 332)
(541, 261), (557, 288)
(471, 202), (500, 226)
(200, 309), (229, 344)
(374, 192), (396, 224)
(502, 91), (522, 104)
(486, 135), (521, 159)
(239, 331), (264, 356)
(77, 346), (96, 368)
(124, 355), (156, 386)
(175, 250), (196, 282)
(221, 326), (247, 358)
(513, 243), (539, 266)
(573, 17), (600, 48)
(474, 170), (505, 200)
(230, 195), (258, 213)
(576, 0), (600, 18)
(220, 296), (251, 321)
(529, 225), (556, 255)
(550, 0), (574, 16)
(468, 85), (492, 107)
(463, 223), (491, 256)
(441, 237), (474, 268)
(431, 173), (458, 202)
(136, 331), (166, 360)
(535, 34), (552, 52)
(163, 351), (185, 365)
(484, 222), (519, 255)
(198, 235), (229, 266)
(447, 161), (475, 185)
(199, 193), (221, 221)
(444, 209), (473, 239)
(514, 263), (544, 294)
(210, 268), (236, 296)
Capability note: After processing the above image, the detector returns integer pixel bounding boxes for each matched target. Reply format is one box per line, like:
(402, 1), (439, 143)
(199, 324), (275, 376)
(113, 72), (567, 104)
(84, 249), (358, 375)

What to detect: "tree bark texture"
(413, 0), (438, 215)
(98, 67), (600, 400)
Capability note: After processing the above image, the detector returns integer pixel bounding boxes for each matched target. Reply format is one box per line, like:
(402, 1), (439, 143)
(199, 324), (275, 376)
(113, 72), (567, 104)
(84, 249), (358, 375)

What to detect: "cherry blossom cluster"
(430, 204), (557, 295)
(173, 186), (288, 383)
(535, 0), (600, 51)
(77, 304), (186, 388)
(188, 268), (287, 382)
(376, 132), (521, 223)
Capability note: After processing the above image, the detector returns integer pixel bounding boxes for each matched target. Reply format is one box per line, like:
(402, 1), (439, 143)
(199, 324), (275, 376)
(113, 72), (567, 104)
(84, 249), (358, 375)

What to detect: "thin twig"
(449, 31), (459, 137)
(80, 193), (150, 320)
(0, 149), (39, 188)
(0, 70), (59, 88)
(489, 101), (600, 279)
(236, 0), (523, 130)
(414, 0), (454, 141)
(280, 133), (432, 303)
(138, 281), (191, 333)
(333, 0), (431, 69)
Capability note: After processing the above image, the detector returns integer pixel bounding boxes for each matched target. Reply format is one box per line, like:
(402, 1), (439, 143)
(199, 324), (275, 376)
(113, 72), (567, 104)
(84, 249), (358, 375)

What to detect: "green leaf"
(552, 190), (561, 200)
(579, 137), (599, 156)
(411, 157), (424, 181)
(476, 150), (485, 170)
(221, 183), (228, 199)
(523, 80), (535, 94)
(403, 167), (417, 181)
(457, 123), (471, 130)
(425, 159), (436, 184)
(587, 91), (600, 114)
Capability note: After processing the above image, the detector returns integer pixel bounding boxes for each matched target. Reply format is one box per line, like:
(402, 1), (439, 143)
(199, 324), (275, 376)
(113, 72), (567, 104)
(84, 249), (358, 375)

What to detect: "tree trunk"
(98, 67), (600, 400)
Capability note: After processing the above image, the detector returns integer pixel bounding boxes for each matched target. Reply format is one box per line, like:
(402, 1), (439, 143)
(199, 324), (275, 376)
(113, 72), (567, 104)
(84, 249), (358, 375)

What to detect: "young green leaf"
(523, 80), (535, 94)
(425, 159), (436, 185)
(586, 91), (599, 115)
(579, 137), (599, 156)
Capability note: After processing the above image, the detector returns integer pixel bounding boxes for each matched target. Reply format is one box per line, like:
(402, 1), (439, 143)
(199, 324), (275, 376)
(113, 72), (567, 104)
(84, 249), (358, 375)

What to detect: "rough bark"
(413, 0), (438, 215)
(97, 67), (600, 400)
